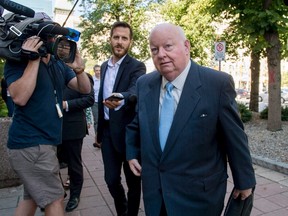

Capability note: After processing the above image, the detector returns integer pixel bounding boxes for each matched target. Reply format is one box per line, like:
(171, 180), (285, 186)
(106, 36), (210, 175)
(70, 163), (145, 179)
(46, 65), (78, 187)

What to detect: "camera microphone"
(34, 22), (70, 36)
(0, 0), (35, 17)
(33, 22), (81, 42)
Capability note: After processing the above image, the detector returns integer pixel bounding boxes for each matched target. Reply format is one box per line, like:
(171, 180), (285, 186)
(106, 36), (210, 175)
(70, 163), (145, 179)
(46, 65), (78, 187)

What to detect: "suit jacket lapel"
(99, 61), (108, 101)
(144, 73), (163, 154)
(113, 55), (130, 92)
(162, 61), (202, 157)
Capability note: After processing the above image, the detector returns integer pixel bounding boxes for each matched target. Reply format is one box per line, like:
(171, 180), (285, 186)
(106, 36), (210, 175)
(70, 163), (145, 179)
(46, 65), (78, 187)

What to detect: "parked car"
(236, 88), (250, 99)
(259, 90), (288, 104)
(281, 87), (288, 94)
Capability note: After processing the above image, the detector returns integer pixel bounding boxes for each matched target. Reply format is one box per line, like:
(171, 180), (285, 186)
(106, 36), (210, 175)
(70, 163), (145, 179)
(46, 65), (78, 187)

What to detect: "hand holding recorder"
(104, 93), (124, 109)
(105, 93), (124, 102)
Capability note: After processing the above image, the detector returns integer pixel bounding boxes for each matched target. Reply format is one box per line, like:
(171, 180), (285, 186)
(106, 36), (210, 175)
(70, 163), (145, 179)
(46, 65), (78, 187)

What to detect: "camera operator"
(4, 34), (91, 216)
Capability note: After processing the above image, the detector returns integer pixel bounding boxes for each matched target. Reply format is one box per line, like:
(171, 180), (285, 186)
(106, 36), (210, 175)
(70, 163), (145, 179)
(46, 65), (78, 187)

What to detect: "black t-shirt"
(4, 58), (75, 149)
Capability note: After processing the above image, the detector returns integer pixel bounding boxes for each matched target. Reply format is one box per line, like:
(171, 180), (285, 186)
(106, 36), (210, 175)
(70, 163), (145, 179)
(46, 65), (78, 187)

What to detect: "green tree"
(159, 0), (288, 130)
(78, 0), (163, 62)
(209, 0), (288, 131)
(0, 59), (8, 117)
(0, 59), (4, 77)
(160, 0), (215, 66)
(159, 0), (265, 112)
(210, 2), (267, 113)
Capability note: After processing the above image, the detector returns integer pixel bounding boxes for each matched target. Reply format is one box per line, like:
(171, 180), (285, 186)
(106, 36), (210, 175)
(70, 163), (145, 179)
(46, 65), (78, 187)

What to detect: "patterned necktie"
(159, 82), (174, 151)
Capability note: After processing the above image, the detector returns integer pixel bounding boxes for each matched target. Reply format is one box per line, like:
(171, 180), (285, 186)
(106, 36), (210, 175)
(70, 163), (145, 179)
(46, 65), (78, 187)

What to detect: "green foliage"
(159, 0), (215, 65)
(78, 0), (163, 62)
(208, 0), (287, 130)
(260, 106), (288, 121)
(0, 59), (4, 77)
(0, 59), (8, 117)
(282, 107), (288, 121)
(209, 0), (288, 58)
(0, 100), (8, 117)
(260, 107), (268, 119)
(78, 0), (288, 65)
(237, 102), (252, 122)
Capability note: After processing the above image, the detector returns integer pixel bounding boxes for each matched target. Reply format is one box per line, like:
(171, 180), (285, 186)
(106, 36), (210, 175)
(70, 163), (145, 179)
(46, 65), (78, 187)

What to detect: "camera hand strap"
(48, 59), (63, 118)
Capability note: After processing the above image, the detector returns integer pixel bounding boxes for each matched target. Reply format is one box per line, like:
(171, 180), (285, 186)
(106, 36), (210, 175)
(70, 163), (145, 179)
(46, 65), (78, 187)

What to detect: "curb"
(251, 154), (288, 175)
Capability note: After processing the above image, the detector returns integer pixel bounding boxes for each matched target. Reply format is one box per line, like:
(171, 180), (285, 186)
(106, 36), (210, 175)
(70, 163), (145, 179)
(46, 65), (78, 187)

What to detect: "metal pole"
(62, 0), (80, 27)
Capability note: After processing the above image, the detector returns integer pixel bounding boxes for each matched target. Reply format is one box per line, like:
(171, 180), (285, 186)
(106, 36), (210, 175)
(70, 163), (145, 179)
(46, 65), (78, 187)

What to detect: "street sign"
(215, 41), (226, 61)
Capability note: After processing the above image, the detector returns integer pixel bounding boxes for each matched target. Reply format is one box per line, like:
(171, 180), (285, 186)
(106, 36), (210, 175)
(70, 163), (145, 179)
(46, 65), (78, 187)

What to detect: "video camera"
(0, 0), (81, 63)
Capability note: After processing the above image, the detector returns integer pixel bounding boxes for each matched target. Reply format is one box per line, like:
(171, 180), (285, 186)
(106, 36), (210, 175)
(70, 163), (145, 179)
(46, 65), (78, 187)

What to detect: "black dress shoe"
(65, 197), (80, 212)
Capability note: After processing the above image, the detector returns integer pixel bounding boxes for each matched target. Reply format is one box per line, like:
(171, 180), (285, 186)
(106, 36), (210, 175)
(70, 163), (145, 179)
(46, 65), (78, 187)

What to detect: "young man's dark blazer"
(97, 54), (146, 216)
(97, 54), (146, 154)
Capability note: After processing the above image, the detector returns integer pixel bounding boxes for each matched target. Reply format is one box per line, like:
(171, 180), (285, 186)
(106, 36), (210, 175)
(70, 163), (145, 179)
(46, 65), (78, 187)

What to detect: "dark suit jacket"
(62, 74), (94, 140)
(126, 60), (256, 216)
(97, 54), (146, 154)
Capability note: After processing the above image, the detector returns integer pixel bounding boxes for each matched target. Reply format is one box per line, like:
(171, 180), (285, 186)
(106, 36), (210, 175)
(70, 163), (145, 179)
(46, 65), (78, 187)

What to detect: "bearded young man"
(96, 21), (146, 216)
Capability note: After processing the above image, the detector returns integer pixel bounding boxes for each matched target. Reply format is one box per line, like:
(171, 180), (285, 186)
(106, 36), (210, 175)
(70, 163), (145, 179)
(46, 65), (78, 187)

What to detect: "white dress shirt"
(103, 55), (126, 120)
(159, 60), (191, 115)
(93, 76), (100, 103)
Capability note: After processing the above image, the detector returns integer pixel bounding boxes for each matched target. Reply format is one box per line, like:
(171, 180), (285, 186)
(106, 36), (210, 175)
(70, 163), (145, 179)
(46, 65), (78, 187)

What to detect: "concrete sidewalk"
(0, 131), (288, 216)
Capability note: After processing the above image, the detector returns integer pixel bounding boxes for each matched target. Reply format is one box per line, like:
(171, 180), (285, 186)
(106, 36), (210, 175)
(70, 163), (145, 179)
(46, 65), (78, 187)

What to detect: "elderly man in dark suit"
(126, 23), (256, 216)
(60, 74), (94, 212)
(97, 21), (146, 216)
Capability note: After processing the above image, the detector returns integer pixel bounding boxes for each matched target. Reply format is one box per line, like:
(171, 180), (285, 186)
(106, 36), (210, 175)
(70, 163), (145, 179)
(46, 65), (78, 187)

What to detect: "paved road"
(236, 98), (288, 112)
(0, 130), (287, 216)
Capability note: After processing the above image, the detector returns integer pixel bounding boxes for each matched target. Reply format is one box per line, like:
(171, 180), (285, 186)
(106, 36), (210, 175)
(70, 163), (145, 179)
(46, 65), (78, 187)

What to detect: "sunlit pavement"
(0, 128), (288, 216)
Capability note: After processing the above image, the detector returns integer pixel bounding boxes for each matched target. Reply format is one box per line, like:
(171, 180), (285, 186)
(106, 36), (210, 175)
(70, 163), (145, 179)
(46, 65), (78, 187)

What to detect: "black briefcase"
(223, 187), (254, 216)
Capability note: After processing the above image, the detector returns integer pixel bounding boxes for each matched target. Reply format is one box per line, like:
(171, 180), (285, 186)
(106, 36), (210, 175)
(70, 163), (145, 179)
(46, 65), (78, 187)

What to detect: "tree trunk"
(264, 30), (282, 131)
(262, 0), (282, 131)
(249, 50), (260, 112)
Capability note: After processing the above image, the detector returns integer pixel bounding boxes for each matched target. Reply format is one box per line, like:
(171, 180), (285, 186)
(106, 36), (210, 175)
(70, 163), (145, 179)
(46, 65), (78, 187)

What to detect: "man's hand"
(66, 49), (85, 74)
(128, 159), (142, 176)
(103, 99), (122, 109)
(22, 36), (43, 53)
(233, 188), (253, 200)
(21, 36), (43, 61)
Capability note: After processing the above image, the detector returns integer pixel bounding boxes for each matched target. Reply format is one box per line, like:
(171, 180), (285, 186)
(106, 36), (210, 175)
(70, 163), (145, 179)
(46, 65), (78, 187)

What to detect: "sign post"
(214, 41), (226, 71)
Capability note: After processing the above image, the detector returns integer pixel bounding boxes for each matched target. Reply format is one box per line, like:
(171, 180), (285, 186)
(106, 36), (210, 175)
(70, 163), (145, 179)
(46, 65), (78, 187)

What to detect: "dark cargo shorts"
(8, 145), (65, 208)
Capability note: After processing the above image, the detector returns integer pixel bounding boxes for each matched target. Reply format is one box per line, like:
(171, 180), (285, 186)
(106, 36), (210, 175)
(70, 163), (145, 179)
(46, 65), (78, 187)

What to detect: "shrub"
(281, 107), (288, 121)
(260, 106), (288, 121)
(260, 107), (268, 119)
(237, 102), (252, 123)
(0, 98), (8, 117)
